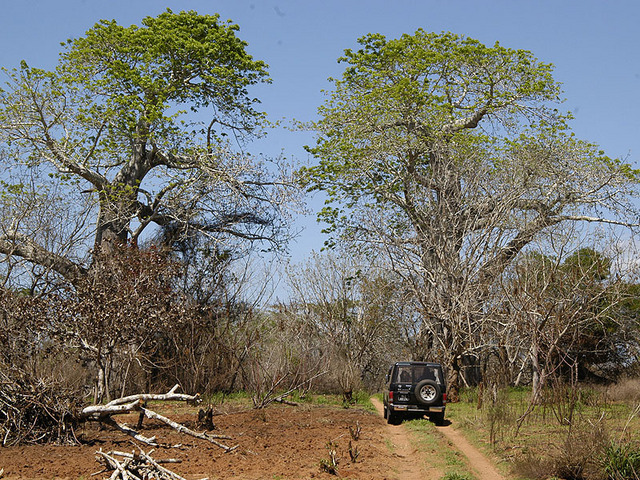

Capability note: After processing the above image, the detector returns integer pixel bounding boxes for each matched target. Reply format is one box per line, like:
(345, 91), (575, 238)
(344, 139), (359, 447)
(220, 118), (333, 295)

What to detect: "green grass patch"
(440, 473), (474, 480)
(288, 390), (376, 411)
(202, 390), (252, 406)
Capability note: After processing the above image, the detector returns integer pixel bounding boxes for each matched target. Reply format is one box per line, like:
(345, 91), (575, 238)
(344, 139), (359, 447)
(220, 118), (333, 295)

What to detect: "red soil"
(0, 402), (401, 480)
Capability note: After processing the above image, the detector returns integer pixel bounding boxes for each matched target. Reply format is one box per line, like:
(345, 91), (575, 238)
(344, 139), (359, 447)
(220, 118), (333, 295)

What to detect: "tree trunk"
(96, 361), (106, 404)
(447, 355), (461, 403)
(530, 342), (545, 402)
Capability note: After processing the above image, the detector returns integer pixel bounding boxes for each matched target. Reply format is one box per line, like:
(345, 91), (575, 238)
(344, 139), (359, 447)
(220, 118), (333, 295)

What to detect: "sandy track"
(436, 421), (506, 480)
(370, 397), (440, 479)
(370, 397), (506, 480)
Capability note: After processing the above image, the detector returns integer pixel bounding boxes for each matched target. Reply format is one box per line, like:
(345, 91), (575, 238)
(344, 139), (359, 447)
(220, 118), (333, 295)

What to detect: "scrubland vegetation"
(419, 380), (640, 479)
(0, 11), (639, 480)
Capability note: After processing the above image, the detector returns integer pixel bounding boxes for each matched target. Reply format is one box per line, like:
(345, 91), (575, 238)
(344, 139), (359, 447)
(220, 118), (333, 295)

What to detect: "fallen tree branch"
(81, 385), (233, 451)
(82, 399), (143, 418)
(108, 450), (182, 464)
(142, 407), (237, 452)
(98, 451), (138, 480)
(138, 449), (189, 480)
(105, 384), (200, 407)
(101, 416), (158, 446)
(273, 396), (299, 406)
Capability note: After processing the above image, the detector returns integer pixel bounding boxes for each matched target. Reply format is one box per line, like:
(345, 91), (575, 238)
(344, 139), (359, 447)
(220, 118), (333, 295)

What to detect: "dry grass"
(607, 378), (640, 404)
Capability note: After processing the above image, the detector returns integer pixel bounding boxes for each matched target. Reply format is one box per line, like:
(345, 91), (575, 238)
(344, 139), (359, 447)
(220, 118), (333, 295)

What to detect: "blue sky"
(1, 0), (639, 297)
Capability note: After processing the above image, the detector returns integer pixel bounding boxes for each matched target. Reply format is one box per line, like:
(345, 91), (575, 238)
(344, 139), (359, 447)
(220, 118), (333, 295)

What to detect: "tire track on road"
(371, 397), (441, 479)
(370, 397), (506, 480)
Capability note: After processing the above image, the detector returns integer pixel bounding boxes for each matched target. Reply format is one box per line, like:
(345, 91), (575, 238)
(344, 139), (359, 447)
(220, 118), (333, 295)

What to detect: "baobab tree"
(302, 31), (640, 397)
(0, 9), (294, 288)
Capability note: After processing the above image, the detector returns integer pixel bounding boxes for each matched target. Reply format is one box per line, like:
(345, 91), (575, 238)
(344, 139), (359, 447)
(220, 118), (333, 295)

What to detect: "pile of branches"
(1, 368), (236, 453)
(95, 448), (203, 480)
(0, 366), (83, 446)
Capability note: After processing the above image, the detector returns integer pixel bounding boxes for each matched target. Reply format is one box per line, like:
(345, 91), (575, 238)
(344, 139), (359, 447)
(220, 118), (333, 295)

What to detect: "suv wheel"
(430, 411), (445, 426)
(415, 379), (440, 406)
(386, 408), (400, 425)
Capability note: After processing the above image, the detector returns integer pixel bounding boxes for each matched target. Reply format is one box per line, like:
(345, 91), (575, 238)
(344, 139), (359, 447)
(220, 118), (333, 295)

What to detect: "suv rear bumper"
(389, 404), (445, 414)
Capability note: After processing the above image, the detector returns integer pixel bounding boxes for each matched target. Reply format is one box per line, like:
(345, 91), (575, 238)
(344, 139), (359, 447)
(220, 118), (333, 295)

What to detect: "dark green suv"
(383, 361), (447, 425)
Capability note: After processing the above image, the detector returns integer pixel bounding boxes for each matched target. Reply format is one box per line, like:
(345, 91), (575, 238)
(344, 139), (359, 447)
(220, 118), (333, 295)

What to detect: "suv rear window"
(394, 365), (442, 384)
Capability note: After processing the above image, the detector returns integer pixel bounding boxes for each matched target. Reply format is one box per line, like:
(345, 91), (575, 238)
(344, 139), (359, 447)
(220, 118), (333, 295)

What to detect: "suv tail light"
(389, 391), (394, 401)
(443, 393), (447, 404)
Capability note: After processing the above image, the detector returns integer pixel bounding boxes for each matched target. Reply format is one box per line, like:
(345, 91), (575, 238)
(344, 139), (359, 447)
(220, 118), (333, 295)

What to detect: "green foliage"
(0, 180), (25, 198)
(511, 246), (628, 375)
(440, 473), (473, 480)
(562, 247), (612, 282)
(301, 30), (640, 392)
(0, 8), (289, 278)
(58, 9), (268, 141)
(319, 441), (340, 475)
(603, 441), (640, 479)
(0, 8), (270, 187)
(303, 30), (562, 212)
(302, 29), (639, 254)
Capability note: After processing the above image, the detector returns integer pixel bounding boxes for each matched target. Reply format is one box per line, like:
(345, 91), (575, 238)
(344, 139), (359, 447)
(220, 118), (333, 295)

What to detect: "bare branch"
(0, 231), (87, 283)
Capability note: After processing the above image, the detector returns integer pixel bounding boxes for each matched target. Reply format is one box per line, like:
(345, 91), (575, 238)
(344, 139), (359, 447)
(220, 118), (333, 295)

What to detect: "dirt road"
(370, 397), (506, 480)
(370, 398), (441, 479)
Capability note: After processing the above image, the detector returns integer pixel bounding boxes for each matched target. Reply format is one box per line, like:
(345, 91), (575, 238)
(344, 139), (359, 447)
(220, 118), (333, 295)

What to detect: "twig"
(138, 449), (188, 480)
(101, 417), (158, 446)
(97, 449), (208, 480)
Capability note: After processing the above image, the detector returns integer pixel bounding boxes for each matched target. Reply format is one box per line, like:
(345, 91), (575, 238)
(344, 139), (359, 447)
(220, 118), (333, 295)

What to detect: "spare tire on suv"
(415, 379), (441, 406)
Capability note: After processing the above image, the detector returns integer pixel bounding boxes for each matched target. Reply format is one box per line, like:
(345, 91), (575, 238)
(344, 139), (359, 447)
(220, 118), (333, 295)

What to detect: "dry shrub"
(0, 365), (84, 446)
(514, 453), (556, 480)
(514, 418), (609, 480)
(484, 386), (517, 445)
(608, 378), (640, 403)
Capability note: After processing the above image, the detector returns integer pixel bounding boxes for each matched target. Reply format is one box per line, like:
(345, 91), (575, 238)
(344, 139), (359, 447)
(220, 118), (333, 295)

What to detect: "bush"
(514, 417), (609, 480)
(602, 441), (640, 480)
(441, 473), (473, 480)
(608, 378), (640, 404)
(0, 364), (84, 445)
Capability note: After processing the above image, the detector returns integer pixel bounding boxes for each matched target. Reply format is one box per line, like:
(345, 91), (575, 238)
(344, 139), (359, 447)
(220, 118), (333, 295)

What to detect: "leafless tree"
(285, 250), (406, 392)
(486, 229), (640, 400)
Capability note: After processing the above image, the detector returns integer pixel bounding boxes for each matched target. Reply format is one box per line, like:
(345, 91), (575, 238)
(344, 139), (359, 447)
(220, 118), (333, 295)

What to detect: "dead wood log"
(108, 450), (181, 464)
(141, 407), (237, 452)
(137, 449), (190, 480)
(273, 396), (299, 406)
(105, 384), (200, 407)
(101, 416), (158, 446)
(82, 399), (143, 418)
(82, 385), (234, 452)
